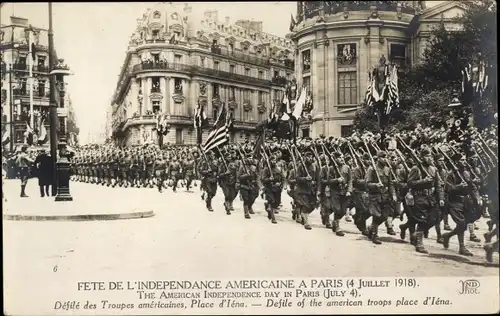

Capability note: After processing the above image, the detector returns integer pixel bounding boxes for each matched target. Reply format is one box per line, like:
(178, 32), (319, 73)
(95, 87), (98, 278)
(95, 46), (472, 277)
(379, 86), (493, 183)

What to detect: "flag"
(24, 122), (34, 146)
(203, 106), (232, 152)
(194, 103), (208, 145)
(1, 124), (10, 146)
(364, 72), (374, 107)
(292, 87), (306, 120)
(37, 119), (48, 145)
(252, 129), (265, 160)
(28, 26), (36, 65)
(386, 65), (400, 115)
(461, 64), (474, 106)
(289, 14), (296, 32)
(283, 92), (291, 114)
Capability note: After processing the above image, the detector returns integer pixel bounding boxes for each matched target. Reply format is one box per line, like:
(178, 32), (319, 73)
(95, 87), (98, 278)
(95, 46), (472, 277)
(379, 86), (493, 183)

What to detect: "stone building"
(1, 16), (59, 149)
(111, 3), (295, 146)
(289, 1), (466, 138)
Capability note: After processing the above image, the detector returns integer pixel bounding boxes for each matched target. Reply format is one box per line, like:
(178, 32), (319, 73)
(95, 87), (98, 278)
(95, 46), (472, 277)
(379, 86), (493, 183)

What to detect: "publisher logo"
(459, 279), (480, 295)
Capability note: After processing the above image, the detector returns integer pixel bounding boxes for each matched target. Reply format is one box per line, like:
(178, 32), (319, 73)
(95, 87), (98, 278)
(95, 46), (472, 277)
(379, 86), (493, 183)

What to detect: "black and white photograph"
(2, 1), (498, 315)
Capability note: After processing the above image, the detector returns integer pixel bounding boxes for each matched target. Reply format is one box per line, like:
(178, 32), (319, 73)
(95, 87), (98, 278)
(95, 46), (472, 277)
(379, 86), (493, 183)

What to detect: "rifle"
(363, 139), (383, 186)
(235, 142), (249, 174)
(396, 135), (431, 178)
(436, 145), (466, 185)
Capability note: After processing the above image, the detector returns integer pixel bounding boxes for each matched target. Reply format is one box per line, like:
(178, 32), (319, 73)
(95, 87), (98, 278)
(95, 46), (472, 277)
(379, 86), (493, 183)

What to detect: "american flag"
(203, 106), (233, 152)
(193, 103), (208, 145)
(364, 72), (375, 107)
(386, 65), (400, 115)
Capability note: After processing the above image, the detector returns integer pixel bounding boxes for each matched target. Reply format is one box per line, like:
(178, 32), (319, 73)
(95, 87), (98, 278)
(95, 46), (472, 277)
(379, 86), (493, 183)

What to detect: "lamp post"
(48, 3), (73, 201)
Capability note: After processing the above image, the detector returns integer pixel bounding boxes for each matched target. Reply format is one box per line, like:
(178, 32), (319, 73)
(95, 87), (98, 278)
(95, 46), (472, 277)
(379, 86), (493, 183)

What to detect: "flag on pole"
(386, 65), (400, 115)
(364, 72), (374, 107)
(37, 119), (48, 145)
(194, 103), (208, 145)
(292, 87), (306, 120)
(203, 106), (232, 152)
(289, 14), (296, 32)
(1, 124), (10, 146)
(24, 122), (34, 146)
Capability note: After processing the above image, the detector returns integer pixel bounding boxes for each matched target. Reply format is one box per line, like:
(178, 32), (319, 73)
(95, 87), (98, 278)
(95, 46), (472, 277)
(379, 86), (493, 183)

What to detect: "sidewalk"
(2, 179), (155, 221)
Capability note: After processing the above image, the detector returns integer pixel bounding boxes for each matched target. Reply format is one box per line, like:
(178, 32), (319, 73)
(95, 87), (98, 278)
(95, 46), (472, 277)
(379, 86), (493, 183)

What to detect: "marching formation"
(69, 124), (499, 263)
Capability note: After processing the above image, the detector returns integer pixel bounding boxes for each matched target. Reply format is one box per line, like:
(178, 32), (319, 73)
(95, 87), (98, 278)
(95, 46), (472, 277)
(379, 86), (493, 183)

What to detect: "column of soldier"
(70, 124), (498, 263)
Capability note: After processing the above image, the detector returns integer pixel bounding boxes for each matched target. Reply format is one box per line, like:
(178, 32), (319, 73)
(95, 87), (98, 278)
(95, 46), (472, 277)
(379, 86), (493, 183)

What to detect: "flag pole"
(28, 26), (34, 130)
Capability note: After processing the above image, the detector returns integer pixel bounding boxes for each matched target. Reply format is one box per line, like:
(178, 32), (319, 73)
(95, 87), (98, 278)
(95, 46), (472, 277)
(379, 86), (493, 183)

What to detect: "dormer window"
(152, 30), (159, 39)
(212, 39), (218, 46)
(153, 11), (161, 19)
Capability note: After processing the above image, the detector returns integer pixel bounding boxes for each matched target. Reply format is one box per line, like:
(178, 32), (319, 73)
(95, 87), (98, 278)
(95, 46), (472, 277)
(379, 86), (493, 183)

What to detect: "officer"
(16, 144), (34, 197)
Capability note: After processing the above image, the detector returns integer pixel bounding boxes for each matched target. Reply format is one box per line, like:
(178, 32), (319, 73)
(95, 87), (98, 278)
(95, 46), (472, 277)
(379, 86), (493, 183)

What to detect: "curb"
(2, 210), (155, 222)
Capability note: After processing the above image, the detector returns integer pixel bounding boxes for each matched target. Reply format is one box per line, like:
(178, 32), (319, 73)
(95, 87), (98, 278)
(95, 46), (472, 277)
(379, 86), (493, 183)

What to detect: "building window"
(302, 76), (311, 93)
(258, 70), (264, 80)
(338, 71), (357, 105)
(229, 86), (236, 99)
(212, 83), (220, 98)
(200, 56), (205, 67)
(341, 125), (354, 137)
(302, 128), (310, 138)
(274, 70), (279, 78)
(390, 44), (407, 68)
(20, 78), (27, 94)
(175, 128), (183, 145)
(244, 68), (250, 77)
(152, 101), (160, 114)
(152, 53), (160, 64)
(258, 91), (264, 104)
(212, 39), (218, 46)
(173, 31), (181, 39)
(214, 61), (220, 71)
(37, 56), (45, 70)
(174, 54), (182, 64)
(38, 81), (45, 97)
(174, 78), (183, 94)
(243, 89), (250, 101)
(152, 30), (159, 39)
(228, 43), (234, 54)
(302, 49), (311, 72)
(18, 56), (27, 66)
(337, 43), (357, 66)
(286, 72), (291, 80)
(229, 64), (235, 74)
(151, 77), (161, 93)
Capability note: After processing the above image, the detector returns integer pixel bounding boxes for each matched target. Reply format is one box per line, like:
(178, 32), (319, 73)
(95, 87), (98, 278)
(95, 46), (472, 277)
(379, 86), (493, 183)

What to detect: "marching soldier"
(16, 145), (34, 197)
(169, 154), (182, 192)
(198, 151), (218, 212)
(236, 153), (259, 219)
(293, 147), (319, 230)
(154, 152), (167, 192)
(218, 150), (238, 215)
(183, 150), (196, 191)
(352, 153), (371, 235)
(260, 153), (283, 224)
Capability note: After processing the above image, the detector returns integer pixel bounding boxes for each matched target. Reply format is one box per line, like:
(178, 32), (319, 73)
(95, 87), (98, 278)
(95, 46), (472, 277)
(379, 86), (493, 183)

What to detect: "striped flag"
(292, 87), (306, 120)
(193, 103), (208, 145)
(364, 72), (374, 107)
(37, 119), (48, 145)
(203, 106), (232, 152)
(24, 122), (34, 146)
(386, 65), (400, 115)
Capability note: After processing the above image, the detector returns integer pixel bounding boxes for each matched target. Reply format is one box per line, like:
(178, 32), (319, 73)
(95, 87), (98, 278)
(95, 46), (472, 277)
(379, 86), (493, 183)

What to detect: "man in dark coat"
(34, 149), (54, 197)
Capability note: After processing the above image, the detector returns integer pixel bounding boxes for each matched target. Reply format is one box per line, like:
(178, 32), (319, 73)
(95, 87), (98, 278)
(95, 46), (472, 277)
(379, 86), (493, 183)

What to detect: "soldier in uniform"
(130, 153), (140, 187)
(352, 153), (371, 235)
(441, 153), (482, 256)
(293, 148), (319, 230)
(218, 151), (238, 215)
(260, 153), (283, 224)
(236, 153), (259, 219)
(16, 145), (34, 197)
(406, 148), (444, 253)
(169, 154), (182, 192)
(183, 150), (196, 192)
(330, 152), (352, 236)
(287, 160), (299, 222)
(365, 151), (397, 245)
(145, 153), (155, 188)
(198, 151), (218, 212)
(434, 153), (449, 244)
(154, 152), (167, 192)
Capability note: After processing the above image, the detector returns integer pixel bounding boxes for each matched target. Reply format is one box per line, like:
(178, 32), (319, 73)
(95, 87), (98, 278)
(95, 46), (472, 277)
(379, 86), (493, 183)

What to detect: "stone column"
(182, 79), (189, 116)
(141, 78), (147, 116)
(169, 78), (176, 115)
(160, 77), (167, 114)
(165, 77), (171, 115)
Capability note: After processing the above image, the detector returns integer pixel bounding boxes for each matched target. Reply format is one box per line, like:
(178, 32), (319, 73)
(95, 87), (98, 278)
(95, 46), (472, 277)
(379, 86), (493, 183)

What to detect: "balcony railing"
(132, 62), (272, 87)
(210, 45), (270, 67)
(151, 87), (161, 93)
(11, 63), (50, 73)
(271, 76), (288, 87)
(12, 88), (50, 98)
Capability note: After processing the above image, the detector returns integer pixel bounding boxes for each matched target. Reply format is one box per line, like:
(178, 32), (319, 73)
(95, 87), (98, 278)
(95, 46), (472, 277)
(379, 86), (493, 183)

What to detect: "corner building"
(111, 3), (294, 146)
(289, 1), (465, 138)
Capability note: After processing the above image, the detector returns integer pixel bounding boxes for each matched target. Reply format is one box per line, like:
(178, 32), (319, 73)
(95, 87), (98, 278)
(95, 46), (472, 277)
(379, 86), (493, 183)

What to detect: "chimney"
(225, 16), (230, 24)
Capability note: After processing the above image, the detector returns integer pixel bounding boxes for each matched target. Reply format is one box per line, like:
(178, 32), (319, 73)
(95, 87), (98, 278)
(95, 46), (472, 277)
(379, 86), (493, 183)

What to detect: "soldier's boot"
(320, 210), (326, 225)
(399, 223), (407, 240)
(415, 231), (428, 253)
(20, 185), (28, 198)
(39, 185), (45, 197)
(459, 245), (473, 256)
(201, 191), (205, 200)
(345, 209), (352, 222)
(224, 201), (231, 215)
(172, 181), (178, 192)
(149, 180), (155, 189)
(436, 223), (443, 244)
(270, 208), (277, 224)
(386, 217), (396, 235)
(410, 233), (417, 246)
(45, 185), (50, 197)
(370, 224), (381, 244)
(468, 223), (481, 242)
(483, 240), (498, 263)
(265, 203), (271, 220)
(296, 208), (303, 224)
(423, 229), (429, 239)
(333, 219), (345, 236)
(206, 198), (214, 212)
(157, 182), (163, 193)
(243, 205), (251, 219)
(248, 205), (255, 214)
(324, 213), (332, 229)
(303, 213), (311, 230)
(229, 201), (235, 212)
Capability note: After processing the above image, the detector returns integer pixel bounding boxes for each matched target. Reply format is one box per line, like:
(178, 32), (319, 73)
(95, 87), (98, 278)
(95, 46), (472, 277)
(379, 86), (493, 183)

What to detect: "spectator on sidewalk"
(34, 149), (54, 197)
(15, 145), (34, 198)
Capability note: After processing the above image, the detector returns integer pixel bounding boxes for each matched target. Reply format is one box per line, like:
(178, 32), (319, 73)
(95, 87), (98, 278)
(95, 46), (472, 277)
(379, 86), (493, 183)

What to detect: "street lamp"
(48, 3), (73, 201)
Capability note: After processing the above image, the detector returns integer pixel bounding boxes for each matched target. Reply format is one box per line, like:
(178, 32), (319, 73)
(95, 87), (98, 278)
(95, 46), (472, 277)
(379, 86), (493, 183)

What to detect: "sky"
(1, 1), (442, 144)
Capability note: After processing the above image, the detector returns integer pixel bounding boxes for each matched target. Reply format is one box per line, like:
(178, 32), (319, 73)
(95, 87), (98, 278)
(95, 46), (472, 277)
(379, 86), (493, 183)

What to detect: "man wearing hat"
(236, 153), (259, 219)
(260, 153), (283, 224)
(352, 152), (372, 236)
(218, 150), (238, 215)
(406, 148), (445, 253)
(15, 144), (34, 197)
(293, 145), (319, 230)
(168, 154), (182, 192)
(198, 150), (219, 212)
(441, 152), (481, 256)
(34, 148), (53, 197)
(433, 153), (450, 244)
(182, 150), (196, 192)
(365, 150), (397, 245)
(326, 151), (352, 236)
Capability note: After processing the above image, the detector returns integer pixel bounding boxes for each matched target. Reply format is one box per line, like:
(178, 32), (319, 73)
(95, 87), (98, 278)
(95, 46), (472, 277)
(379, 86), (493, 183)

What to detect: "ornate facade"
(1, 16), (56, 149)
(111, 3), (294, 146)
(289, 1), (465, 138)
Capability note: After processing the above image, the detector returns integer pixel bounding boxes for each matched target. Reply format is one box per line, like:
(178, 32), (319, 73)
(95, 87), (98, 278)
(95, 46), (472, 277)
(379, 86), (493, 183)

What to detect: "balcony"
(13, 63), (27, 71)
(10, 63), (50, 73)
(271, 76), (288, 87)
(151, 87), (161, 93)
(13, 88), (50, 98)
(210, 45), (270, 67)
(132, 62), (272, 87)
